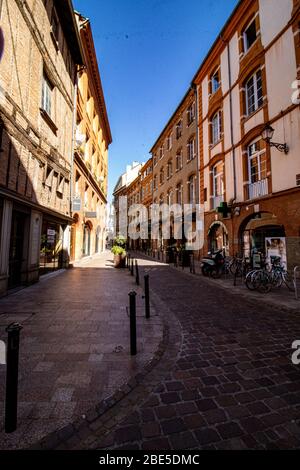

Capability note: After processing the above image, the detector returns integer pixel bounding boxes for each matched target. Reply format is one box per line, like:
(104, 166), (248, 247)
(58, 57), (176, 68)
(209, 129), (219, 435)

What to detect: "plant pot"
(114, 254), (126, 268)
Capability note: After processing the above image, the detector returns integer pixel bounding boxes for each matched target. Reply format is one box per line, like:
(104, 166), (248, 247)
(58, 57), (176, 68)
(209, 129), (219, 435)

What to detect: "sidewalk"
(139, 252), (300, 313)
(0, 252), (163, 449)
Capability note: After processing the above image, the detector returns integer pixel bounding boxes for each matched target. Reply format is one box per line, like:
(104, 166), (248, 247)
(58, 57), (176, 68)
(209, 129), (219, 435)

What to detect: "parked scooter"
(201, 250), (225, 278)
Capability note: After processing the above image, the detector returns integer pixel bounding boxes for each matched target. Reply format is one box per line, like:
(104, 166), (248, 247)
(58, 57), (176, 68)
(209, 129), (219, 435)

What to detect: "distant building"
(113, 162), (143, 239)
(0, 0), (83, 296)
(70, 13), (112, 261)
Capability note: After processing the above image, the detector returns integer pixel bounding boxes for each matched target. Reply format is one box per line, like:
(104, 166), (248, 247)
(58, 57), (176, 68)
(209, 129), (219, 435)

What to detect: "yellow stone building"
(71, 13), (112, 261)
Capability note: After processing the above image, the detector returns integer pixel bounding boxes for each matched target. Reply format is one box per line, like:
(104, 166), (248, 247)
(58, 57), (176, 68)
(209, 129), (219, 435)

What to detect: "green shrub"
(111, 245), (126, 256)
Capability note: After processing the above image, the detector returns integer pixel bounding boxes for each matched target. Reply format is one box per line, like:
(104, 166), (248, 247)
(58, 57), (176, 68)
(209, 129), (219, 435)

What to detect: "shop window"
(245, 69), (263, 116)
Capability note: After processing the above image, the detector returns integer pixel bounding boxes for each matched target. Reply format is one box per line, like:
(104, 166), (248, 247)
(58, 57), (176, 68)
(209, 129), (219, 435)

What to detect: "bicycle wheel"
(272, 270), (283, 289)
(283, 271), (295, 292)
(245, 270), (259, 290)
(257, 271), (272, 294)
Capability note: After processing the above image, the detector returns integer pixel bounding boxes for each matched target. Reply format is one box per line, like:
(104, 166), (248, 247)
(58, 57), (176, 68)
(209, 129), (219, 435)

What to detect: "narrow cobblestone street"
(0, 252), (163, 449)
(47, 254), (300, 451)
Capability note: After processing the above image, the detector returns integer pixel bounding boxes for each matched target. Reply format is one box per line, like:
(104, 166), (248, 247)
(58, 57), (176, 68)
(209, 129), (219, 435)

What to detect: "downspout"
(192, 83), (200, 207)
(225, 36), (237, 202)
(70, 70), (78, 218)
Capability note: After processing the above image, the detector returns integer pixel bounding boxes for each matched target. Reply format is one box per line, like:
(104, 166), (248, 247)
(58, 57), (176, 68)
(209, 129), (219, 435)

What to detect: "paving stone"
(194, 428), (220, 446)
(115, 425), (142, 444)
(141, 422), (161, 438)
(184, 414), (206, 430)
(161, 418), (187, 435)
(170, 431), (198, 449)
(155, 405), (177, 420)
(196, 399), (217, 412)
(142, 437), (171, 450)
(161, 392), (181, 404)
(217, 422), (244, 439)
(202, 408), (227, 425)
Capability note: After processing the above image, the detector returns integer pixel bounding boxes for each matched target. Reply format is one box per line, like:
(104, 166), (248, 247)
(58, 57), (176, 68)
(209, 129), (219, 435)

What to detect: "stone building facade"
(194, 0), (300, 269)
(150, 88), (198, 250)
(0, 0), (83, 295)
(70, 13), (112, 262)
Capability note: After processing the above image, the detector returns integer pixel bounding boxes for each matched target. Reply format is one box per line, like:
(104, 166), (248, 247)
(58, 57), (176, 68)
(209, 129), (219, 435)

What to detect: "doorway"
(8, 210), (27, 289)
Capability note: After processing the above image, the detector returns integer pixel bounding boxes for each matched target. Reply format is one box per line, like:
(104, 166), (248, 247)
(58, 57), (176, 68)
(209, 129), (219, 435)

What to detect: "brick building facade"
(0, 0), (83, 295)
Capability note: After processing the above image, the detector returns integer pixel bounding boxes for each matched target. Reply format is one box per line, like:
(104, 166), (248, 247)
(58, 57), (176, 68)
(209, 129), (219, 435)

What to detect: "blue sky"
(73, 0), (238, 201)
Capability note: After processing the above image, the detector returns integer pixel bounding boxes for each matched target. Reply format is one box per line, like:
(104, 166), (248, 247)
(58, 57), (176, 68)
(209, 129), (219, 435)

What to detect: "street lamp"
(261, 124), (289, 154)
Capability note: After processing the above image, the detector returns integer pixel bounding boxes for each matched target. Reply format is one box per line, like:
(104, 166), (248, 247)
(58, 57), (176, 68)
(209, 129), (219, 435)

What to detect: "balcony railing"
(247, 179), (268, 200)
(211, 195), (224, 210)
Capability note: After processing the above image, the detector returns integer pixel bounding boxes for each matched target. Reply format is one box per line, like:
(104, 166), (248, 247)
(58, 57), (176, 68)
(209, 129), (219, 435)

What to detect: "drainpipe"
(70, 72), (78, 217)
(225, 36), (237, 202)
(192, 83), (200, 206)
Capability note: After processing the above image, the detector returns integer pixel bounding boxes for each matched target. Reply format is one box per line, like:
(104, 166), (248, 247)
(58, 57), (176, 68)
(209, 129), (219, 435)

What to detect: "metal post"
(131, 258), (134, 276)
(129, 292), (137, 355)
(135, 259), (139, 286)
(5, 323), (22, 433)
(144, 275), (150, 319)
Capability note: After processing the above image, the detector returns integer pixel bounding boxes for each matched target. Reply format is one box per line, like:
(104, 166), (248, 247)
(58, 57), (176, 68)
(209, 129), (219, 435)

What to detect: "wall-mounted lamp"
(261, 124), (289, 154)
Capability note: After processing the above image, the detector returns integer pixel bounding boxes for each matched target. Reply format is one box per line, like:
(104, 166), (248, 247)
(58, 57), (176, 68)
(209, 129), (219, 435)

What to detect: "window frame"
(243, 17), (257, 53)
(245, 69), (263, 116)
(41, 73), (53, 117)
(211, 110), (222, 145)
(247, 139), (267, 184)
(211, 68), (221, 94)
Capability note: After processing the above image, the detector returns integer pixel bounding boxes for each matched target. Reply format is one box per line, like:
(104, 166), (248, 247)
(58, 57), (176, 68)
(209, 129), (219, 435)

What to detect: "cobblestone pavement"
(59, 254), (300, 450)
(0, 252), (163, 449)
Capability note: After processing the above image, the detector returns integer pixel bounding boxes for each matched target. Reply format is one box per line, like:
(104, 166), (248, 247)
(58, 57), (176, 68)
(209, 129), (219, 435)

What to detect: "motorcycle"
(201, 250), (226, 278)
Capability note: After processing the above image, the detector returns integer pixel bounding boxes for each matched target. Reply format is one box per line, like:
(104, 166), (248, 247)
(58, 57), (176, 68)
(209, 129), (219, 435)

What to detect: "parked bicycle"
(245, 257), (295, 293)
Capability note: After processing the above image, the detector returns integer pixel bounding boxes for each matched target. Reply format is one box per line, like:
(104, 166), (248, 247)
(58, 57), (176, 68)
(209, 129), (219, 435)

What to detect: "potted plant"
(111, 245), (126, 268)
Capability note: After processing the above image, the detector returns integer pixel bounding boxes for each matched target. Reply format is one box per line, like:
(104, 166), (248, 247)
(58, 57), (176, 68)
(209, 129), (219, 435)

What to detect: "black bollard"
(5, 323), (23, 433)
(129, 292), (137, 355)
(131, 258), (134, 276)
(135, 260), (139, 286)
(144, 274), (150, 319)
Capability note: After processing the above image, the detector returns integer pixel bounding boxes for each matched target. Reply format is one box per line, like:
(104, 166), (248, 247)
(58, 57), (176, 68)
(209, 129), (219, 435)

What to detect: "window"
(212, 162), (224, 198)
(176, 183), (183, 205)
(187, 103), (195, 126)
(176, 151), (183, 171)
(159, 168), (164, 185)
(41, 74), (53, 116)
(167, 160), (173, 179)
(187, 138), (196, 161)
(248, 140), (267, 184)
(188, 175), (196, 204)
(211, 111), (222, 145)
(167, 189), (172, 206)
(159, 194), (164, 205)
(51, 9), (59, 43)
(153, 155), (157, 167)
(176, 120), (183, 139)
(159, 146), (164, 160)
(153, 175), (157, 190)
(245, 69), (263, 116)
(167, 133), (172, 150)
(243, 18), (257, 52)
(211, 69), (221, 94)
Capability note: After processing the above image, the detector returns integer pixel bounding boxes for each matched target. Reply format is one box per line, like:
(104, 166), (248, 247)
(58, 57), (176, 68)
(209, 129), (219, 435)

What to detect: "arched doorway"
(208, 221), (229, 255)
(83, 221), (92, 257)
(239, 212), (286, 264)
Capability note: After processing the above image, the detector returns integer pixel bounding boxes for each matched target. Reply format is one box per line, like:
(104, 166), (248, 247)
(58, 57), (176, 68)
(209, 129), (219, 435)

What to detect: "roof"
(76, 13), (112, 145)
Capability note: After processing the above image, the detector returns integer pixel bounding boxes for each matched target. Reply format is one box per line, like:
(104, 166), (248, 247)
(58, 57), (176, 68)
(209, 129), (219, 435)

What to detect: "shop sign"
(265, 237), (287, 269)
(85, 211), (97, 219)
(72, 198), (81, 211)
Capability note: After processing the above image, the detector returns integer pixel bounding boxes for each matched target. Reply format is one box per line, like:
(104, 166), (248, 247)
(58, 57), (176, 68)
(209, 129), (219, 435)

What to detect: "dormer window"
(243, 18), (257, 52)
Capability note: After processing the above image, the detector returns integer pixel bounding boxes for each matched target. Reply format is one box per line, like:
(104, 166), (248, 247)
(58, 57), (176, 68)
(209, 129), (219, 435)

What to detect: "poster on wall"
(265, 237), (287, 269)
